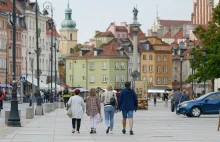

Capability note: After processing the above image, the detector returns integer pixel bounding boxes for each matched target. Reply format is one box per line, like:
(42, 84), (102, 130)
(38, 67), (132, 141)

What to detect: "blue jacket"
(118, 88), (137, 111)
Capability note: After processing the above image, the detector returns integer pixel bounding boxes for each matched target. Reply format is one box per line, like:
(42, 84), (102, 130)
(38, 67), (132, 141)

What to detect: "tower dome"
(61, 2), (77, 30)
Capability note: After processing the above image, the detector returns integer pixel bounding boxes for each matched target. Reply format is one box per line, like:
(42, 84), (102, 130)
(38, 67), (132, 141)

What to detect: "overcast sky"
(36, 0), (219, 43)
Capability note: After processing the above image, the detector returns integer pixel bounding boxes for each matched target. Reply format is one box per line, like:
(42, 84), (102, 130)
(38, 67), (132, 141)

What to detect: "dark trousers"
(72, 118), (81, 131)
(64, 97), (69, 107)
(0, 100), (2, 109)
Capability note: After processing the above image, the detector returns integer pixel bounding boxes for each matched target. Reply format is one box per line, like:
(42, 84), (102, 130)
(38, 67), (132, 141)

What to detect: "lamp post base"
(7, 100), (21, 127)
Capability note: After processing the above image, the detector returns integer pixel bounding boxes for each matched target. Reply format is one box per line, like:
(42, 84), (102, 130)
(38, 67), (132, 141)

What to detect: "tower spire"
(156, 4), (159, 17)
(68, 0), (69, 7)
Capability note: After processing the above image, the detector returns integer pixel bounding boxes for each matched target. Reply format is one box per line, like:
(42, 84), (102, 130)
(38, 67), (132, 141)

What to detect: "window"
(121, 75), (125, 82)
(70, 75), (72, 82)
(29, 21), (31, 29)
(143, 55), (146, 60)
(149, 76), (153, 83)
(143, 76), (147, 81)
(174, 75), (177, 81)
(117, 34), (120, 38)
(115, 62), (119, 69)
(157, 66), (161, 73)
(149, 55), (153, 60)
(115, 75), (119, 82)
(207, 93), (220, 100)
(122, 34), (125, 38)
(121, 62), (125, 69)
(129, 58), (133, 63)
(69, 63), (72, 69)
(102, 62), (107, 69)
(90, 62), (94, 69)
(149, 65), (153, 72)
(102, 74), (107, 82)
(82, 64), (86, 69)
(90, 75), (94, 82)
(163, 55), (167, 62)
(142, 65), (147, 72)
(82, 76), (85, 81)
(70, 33), (72, 40)
(157, 56), (161, 61)
(163, 66), (168, 73)
(157, 77), (161, 84)
(164, 77), (168, 84)
(128, 68), (132, 74)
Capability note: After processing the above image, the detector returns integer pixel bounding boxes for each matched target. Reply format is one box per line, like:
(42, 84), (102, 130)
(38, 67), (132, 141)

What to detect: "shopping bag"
(98, 115), (103, 124)
(67, 107), (72, 117)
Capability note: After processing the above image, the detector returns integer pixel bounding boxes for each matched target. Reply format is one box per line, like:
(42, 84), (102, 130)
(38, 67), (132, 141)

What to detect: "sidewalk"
(0, 102), (220, 142)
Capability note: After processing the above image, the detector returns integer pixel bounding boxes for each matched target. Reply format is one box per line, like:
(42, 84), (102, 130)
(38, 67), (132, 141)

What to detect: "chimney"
(120, 22), (127, 26)
(95, 31), (100, 36)
(79, 50), (82, 56)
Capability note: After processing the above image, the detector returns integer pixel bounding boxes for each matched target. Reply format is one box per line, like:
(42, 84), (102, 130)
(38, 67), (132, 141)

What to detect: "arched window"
(70, 33), (72, 40)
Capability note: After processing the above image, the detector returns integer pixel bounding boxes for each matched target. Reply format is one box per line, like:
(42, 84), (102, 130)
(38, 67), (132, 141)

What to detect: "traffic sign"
(20, 76), (26, 82)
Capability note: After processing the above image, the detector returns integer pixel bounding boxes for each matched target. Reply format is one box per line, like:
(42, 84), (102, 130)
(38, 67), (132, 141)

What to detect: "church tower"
(59, 1), (78, 54)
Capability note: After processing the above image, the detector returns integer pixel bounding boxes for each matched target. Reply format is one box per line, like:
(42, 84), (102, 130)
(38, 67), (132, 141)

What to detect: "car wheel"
(190, 107), (201, 117)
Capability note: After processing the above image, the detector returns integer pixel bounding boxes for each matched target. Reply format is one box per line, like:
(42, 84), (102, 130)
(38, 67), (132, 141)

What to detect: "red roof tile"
(128, 26), (146, 40)
(116, 26), (127, 32)
(172, 30), (184, 44)
(182, 48), (192, 56)
(163, 30), (171, 38)
(46, 18), (61, 38)
(99, 40), (120, 56)
(0, 0), (21, 14)
(95, 31), (114, 37)
(160, 20), (191, 27)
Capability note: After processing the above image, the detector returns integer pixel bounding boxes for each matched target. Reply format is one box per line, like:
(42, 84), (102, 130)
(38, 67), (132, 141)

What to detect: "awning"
(148, 86), (172, 93)
(26, 77), (48, 89)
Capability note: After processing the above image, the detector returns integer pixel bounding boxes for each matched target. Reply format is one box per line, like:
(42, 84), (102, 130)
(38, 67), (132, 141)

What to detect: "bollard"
(26, 107), (34, 119)
(44, 103), (52, 113)
(5, 110), (21, 125)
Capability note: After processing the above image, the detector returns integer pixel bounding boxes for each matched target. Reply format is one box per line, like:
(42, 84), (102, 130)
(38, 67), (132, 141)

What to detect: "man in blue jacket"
(118, 82), (137, 135)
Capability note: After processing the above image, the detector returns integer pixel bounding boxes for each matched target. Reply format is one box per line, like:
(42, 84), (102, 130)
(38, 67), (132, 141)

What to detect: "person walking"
(116, 89), (120, 101)
(180, 89), (190, 103)
(118, 82), (137, 135)
(163, 91), (169, 108)
(86, 88), (101, 134)
(62, 88), (71, 108)
(101, 84), (117, 134)
(153, 94), (157, 107)
(173, 88), (182, 114)
(0, 87), (5, 110)
(67, 89), (85, 134)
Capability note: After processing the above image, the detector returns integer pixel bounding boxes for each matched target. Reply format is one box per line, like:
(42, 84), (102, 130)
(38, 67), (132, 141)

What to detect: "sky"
(36, 0), (218, 43)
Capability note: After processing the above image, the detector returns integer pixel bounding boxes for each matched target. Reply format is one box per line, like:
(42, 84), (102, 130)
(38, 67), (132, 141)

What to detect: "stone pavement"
(0, 102), (220, 142)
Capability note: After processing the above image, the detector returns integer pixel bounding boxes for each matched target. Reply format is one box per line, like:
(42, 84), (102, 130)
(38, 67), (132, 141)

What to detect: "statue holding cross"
(133, 7), (138, 20)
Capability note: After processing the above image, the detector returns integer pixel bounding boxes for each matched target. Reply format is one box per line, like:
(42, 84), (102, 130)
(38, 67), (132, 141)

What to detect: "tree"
(186, 3), (220, 91)
(70, 44), (84, 54)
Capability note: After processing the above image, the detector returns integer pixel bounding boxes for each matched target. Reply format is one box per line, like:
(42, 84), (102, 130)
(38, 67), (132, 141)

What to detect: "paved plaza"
(0, 102), (219, 142)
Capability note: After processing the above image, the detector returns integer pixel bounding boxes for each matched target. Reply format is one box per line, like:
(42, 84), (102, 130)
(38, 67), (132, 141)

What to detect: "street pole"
(202, 48), (206, 94)
(6, 45), (8, 95)
(7, 0), (21, 127)
(180, 55), (183, 91)
(191, 52), (195, 97)
(55, 39), (57, 101)
(31, 58), (34, 109)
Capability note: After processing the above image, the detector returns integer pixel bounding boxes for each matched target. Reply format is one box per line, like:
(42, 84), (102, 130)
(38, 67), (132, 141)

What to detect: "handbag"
(67, 97), (72, 117)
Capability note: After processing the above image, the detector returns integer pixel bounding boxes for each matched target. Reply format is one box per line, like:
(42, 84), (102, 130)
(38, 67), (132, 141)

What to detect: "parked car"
(177, 92), (220, 117)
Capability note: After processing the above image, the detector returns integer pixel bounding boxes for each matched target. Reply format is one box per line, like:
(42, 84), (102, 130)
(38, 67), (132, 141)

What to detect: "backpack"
(110, 93), (116, 106)
(63, 89), (68, 94)
(0, 91), (2, 97)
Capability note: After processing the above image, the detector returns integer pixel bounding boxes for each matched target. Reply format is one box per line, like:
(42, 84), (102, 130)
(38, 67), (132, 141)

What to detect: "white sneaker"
(110, 130), (113, 134)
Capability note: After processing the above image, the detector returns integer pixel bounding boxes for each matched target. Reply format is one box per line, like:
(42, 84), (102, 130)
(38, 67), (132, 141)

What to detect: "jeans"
(104, 105), (115, 130)
(0, 100), (2, 109)
(90, 114), (99, 129)
(29, 100), (32, 107)
(72, 118), (81, 131)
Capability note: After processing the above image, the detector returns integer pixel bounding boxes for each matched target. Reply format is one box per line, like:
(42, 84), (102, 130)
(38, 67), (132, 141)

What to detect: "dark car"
(177, 92), (220, 117)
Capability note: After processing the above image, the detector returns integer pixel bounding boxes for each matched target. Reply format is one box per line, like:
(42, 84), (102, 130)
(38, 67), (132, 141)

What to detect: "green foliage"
(186, 3), (220, 90)
(70, 44), (84, 54)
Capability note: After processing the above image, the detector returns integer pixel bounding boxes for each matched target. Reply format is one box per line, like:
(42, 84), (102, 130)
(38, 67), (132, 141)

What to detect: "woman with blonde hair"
(101, 84), (117, 134)
(86, 88), (101, 134)
(67, 89), (85, 133)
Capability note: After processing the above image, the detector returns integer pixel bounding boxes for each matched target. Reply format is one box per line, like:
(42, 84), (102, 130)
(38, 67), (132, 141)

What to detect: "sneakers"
(122, 129), (126, 134)
(110, 130), (113, 134)
(106, 127), (110, 134)
(130, 130), (134, 135)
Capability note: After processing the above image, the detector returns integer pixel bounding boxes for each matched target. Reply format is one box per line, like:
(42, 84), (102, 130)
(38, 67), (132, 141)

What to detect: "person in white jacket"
(68, 89), (85, 133)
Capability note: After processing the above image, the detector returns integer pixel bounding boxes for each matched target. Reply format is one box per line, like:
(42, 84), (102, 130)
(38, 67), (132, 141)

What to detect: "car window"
(207, 93), (220, 100)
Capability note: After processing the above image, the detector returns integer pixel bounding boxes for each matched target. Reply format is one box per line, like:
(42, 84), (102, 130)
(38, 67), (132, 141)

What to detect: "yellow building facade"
(141, 37), (172, 88)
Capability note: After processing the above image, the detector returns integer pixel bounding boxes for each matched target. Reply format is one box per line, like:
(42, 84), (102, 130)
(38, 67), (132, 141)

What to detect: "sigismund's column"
(130, 7), (141, 85)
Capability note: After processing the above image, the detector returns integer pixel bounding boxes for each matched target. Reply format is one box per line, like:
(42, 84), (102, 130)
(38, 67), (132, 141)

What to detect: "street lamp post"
(180, 55), (184, 91)
(191, 52), (195, 96)
(43, 1), (54, 103)
(202, 48), (207, 94)
(7, 0), (21, 127)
